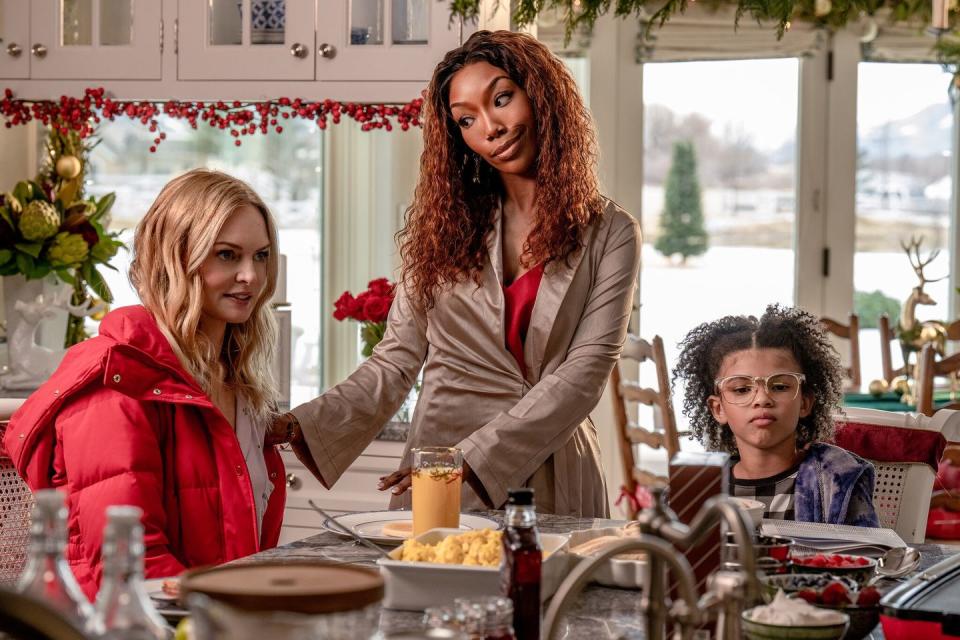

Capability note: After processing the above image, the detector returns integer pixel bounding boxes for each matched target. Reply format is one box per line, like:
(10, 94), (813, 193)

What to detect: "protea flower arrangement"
(0, 173), (124, 346)
(333, 278), (396, 357)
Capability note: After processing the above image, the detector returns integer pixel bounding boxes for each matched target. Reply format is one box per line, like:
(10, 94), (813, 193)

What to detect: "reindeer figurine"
(1, 287), (106, 390)
(897, 236), (948, 370)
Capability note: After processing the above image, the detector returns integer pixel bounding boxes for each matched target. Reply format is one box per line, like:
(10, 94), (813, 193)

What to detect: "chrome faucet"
(543, 488), (761, 640)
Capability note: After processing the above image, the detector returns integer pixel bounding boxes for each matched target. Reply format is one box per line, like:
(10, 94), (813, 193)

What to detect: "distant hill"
(858, 103), (951, 158)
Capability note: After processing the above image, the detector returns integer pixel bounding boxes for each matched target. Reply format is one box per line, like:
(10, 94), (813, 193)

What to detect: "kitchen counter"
(234, 512), (960, 639)
(376, 420), (410, 442)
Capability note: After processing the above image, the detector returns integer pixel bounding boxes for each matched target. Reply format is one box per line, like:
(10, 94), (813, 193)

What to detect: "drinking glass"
(411, 447), (462, 536)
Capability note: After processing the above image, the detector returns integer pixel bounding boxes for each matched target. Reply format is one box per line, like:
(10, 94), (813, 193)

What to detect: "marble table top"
(235, 512), (960, 639)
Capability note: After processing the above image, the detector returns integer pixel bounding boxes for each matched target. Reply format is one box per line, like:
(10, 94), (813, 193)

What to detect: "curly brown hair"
(672, 304), (845, 454)
(398, 30), (603, 309)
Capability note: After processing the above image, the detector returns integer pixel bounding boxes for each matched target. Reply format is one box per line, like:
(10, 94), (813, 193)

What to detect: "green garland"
(449, 0), (960, 81)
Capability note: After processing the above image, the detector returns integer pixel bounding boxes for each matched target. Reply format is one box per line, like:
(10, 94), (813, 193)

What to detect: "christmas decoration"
(452, 0), (960, 84)
(1, 121), (124, 347)
(0, 88), (424, 151)
(654, 141), (708, 264)
(332, 278), (396, 358)
(868, 378), (890, 397)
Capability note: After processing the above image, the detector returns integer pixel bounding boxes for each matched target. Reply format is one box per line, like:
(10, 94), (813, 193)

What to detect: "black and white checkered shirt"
(728, 461), (801, 520)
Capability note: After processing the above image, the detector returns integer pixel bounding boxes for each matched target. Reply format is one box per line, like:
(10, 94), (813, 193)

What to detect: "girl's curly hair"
(672, 304), (845, 454)
(397, 30), (603, 310)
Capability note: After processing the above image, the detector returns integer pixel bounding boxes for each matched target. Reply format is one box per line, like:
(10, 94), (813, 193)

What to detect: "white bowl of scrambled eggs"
(378, 528), (570, 610)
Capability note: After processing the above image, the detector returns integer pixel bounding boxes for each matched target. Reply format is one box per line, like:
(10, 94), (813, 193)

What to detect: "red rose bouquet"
(333, 277), (396, 357)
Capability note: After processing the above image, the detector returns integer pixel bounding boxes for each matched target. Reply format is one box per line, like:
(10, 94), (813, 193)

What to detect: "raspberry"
(796, 589), (819, 604)
(857, 586), (882, 607)
(821, 581), (851, 606)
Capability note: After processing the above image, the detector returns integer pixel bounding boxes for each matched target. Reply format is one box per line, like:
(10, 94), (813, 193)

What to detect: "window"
(641, 59), (800, 451)
(88, 118), (324, 406)
(854, 63), (954, 382)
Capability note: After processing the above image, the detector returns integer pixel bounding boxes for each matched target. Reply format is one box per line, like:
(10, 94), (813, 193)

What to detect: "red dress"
(503, 264), (545, 375)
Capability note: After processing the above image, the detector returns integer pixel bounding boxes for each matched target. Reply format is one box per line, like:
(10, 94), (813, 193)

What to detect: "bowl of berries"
(758, 573), (860, 604)
(792, 580), (883, 640)
(789, 553), (877, 587)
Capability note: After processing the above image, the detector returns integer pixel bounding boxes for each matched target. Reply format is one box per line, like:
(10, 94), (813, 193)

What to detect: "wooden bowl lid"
(180, 561), (384, 614)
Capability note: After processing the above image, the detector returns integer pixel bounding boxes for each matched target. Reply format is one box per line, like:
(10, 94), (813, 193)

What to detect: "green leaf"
(0, 206), (14, 230)
(29, 263), (51, 279)
(12, 181), (33, 204)
(91, 192), (116, 222)
(54, 268), (77, 286)
(15, 252), (34, 276)
(14, 242), (43, 258)
(29, 181), (49, 203)
(86, 267), (113, 303)
(80, 261), (94, 285)
(0, 262), (19, 276)
(0, 250), (12, 266)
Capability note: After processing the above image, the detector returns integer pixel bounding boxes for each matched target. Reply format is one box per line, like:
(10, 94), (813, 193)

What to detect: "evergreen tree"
(655, 141), (708, 264)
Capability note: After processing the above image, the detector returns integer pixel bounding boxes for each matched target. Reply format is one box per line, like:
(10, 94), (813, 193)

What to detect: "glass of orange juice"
(411, 446), (463, 536)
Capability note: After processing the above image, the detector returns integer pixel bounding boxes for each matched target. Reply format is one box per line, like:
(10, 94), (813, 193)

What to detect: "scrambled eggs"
(398, 529), (503, 567)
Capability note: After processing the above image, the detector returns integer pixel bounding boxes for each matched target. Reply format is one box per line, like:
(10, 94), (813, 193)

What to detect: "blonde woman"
(4, 169), (285, 600)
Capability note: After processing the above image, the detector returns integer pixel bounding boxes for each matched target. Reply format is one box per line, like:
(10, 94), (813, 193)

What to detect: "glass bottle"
(499, 489), (540, 640)
(90, 505), (173, 639)
(17, 489), (94, 627)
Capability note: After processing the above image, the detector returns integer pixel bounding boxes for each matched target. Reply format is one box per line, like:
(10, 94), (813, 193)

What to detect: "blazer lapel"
(523, 222), (595, 382)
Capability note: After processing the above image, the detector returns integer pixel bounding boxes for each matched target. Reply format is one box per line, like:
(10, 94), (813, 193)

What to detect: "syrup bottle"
(500, 488), (540, 640)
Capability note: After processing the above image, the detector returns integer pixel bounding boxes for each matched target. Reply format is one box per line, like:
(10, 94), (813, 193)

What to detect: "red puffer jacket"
(3, 306), (286, 600)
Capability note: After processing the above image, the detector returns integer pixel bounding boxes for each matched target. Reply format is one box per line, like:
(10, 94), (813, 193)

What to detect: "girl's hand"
(378, 467), (412, 495)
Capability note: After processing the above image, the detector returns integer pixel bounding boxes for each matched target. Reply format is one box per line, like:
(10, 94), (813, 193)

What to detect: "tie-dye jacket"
(794, 442), (880, 527)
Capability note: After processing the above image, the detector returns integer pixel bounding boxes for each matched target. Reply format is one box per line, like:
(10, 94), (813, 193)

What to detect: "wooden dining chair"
(881, 315), (960, 385)
(916, 343), (960, 417)
(820, 313), (861, 389)
(834, 407), (960, 543)
(611, 334), (680, 519)
(878, 313), (904, 385)
(0, 398), (30, 586)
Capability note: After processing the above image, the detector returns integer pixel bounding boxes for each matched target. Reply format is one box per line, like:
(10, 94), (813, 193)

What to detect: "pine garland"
(451, 0), (960, 79)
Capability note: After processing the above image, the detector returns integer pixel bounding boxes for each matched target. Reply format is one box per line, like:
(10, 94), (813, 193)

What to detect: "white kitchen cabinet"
(0, 1), (29, 79)
(29, 0), (162, 79)
(316, 0), (461, 82)
(278, 439), (404, 544)
(177, 0), (316, 81)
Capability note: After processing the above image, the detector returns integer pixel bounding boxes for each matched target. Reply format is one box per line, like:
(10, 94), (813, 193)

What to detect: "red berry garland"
(0, 87), (424, 151)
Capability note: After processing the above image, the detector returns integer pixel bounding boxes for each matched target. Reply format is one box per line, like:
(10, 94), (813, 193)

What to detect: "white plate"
(567, 527), (647, 589)
(322, 511), (501, 545)
(143, 578), (189, 623)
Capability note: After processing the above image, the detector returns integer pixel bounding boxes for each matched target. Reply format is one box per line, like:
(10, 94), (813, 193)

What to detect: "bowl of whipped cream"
(741, 590), (850, 639)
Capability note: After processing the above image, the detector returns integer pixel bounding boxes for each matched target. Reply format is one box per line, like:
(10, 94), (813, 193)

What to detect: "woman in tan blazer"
(274, 30), (641, 517)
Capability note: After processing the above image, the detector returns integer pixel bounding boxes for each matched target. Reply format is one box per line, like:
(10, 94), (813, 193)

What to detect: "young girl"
(673, 304), (879, 526)
(4, 169), (285, 598)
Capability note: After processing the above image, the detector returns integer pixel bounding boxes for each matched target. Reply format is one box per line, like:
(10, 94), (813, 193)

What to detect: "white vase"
(1, 275), (70, 390)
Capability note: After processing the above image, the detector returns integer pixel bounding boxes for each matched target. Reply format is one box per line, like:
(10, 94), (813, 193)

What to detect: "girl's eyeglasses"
(714, 373), (806, 406)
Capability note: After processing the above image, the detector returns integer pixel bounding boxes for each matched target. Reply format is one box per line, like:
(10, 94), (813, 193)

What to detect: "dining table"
(843, 390), (957, 412)
(229, 510), (960, 639)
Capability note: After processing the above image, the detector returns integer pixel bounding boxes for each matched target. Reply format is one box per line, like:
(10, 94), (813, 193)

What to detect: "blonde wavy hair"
(129, 169), (280, 423)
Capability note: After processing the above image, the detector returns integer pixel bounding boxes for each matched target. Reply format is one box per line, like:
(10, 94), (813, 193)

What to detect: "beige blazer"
(291, 198), (641, 517)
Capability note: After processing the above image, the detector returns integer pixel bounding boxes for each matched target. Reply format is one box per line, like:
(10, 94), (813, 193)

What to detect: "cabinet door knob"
(290, 42), (308, 58)
(286, 473), (302, 490)
(318, 43), (337, 59)
(31, 43), (47, 58)
(6, 43), (22, 58)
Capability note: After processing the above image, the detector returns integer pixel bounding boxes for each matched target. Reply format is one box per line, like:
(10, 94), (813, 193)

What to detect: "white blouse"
(235, 396), (273, 536)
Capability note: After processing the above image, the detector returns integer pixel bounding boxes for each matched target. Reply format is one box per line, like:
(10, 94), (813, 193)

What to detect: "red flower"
(333, 291), (358, 321)
(367, 277), (394, 297)
(363, 295), (391, 323)
(333, 278), (395, 324)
